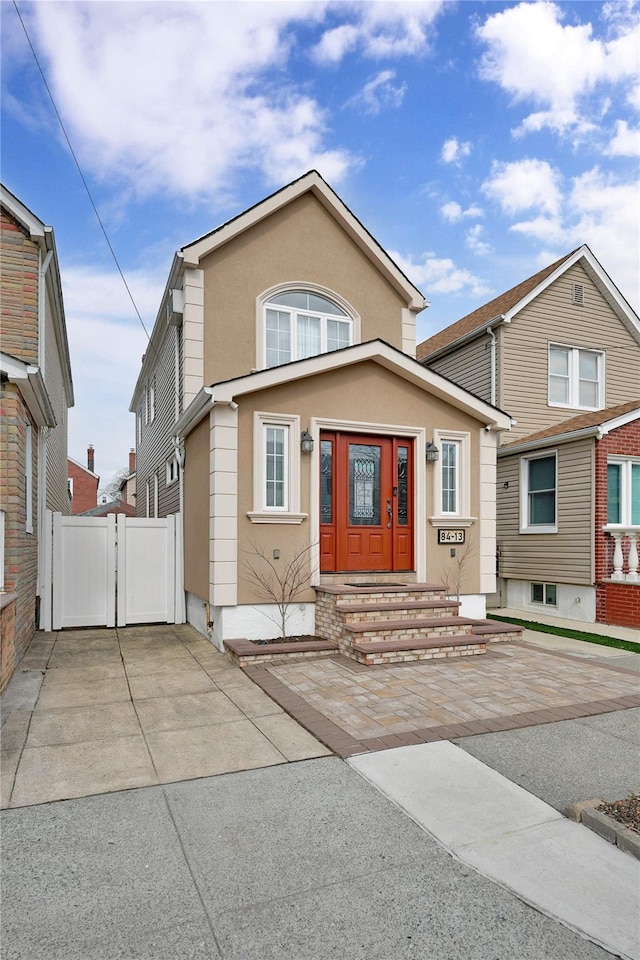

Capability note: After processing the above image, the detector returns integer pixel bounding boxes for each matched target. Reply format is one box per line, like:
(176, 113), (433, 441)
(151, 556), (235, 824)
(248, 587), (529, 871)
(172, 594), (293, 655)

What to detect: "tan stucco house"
(131, 171), (512, 650)
(418, 247), (640, 629)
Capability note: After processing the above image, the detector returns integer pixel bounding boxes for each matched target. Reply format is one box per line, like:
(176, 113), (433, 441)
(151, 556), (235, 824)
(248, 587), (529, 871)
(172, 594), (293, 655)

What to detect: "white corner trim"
(209, 403), (238, 607)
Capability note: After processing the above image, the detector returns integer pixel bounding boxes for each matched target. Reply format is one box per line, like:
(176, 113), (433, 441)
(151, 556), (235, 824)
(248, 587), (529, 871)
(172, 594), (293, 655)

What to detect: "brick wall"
(68, 460), (99, 514)
(0, 384), (38, 681)
(594, 417), (640, 628)
(1, 209), (39, 364)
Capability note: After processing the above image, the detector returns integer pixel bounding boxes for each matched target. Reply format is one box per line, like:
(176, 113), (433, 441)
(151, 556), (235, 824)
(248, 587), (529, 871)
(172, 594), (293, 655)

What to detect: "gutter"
(172, 385), (214, 439)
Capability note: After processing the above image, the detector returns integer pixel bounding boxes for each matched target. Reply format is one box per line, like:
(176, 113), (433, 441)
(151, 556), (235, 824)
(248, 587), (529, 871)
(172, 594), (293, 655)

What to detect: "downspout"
(173, 437), (186, 624)
(487, 327), (497, 407)
(37, 245), (54, 629)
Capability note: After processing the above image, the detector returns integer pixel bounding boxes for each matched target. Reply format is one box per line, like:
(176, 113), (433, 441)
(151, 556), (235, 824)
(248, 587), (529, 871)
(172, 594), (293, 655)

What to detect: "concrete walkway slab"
(349, 741), (640, 960)
(26, 701), (141, 747)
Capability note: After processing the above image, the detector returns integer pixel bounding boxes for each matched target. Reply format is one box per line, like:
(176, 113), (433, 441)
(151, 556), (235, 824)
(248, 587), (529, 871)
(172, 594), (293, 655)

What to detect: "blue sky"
(2, 0), (639, 488)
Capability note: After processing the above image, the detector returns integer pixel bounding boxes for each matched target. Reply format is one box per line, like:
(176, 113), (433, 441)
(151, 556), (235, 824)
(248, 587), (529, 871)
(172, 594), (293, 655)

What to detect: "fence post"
(114, 513), (124, 627)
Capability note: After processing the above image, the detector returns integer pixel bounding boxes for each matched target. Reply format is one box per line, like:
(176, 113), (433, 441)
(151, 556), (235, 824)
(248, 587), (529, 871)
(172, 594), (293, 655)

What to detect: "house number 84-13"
(438, 529), (465, 544)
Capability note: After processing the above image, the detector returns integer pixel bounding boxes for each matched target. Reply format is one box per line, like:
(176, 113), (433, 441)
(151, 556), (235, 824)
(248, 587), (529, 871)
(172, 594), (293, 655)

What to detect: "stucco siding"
(497, 437), (594, 584)
(232, 361), (488, 605)
(501, 263), (640, 443)
(428, 334), (493, 403)
(184, 416), (210, 601)
(202, 193), (410, 385)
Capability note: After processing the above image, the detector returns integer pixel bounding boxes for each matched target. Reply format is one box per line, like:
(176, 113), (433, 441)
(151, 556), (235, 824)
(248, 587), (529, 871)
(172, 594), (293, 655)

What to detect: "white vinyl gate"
(42, 511), (184, 630)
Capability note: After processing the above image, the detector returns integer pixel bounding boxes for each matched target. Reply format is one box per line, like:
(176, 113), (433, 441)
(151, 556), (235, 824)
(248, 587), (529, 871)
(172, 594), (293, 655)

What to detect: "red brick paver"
(245, 643), (640, 759)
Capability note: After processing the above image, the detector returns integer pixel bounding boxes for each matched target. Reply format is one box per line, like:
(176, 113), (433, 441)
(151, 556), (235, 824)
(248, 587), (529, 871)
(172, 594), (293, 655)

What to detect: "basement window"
(531, 582), (557, 606)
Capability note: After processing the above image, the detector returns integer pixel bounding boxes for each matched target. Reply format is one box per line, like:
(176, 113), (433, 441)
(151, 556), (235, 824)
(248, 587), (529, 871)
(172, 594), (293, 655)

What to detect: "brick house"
(67, 444), (99, 514)
(0, 184), (74, 690)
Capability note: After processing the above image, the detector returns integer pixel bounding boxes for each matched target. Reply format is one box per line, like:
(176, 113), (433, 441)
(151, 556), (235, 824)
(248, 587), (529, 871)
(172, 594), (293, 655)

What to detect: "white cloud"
(313, 2), (445, 63)
(606, 119), (640, 156)
(465, 224), (490, 256)
(509, 167), (639, 309)
(476, 1), (640, 138)
(28, 2), (353, 201)
(440, 137), (471, 164)
(390, 249), (491, 298)
(440, 201), (483, 223)
(62, 264), (165, 485)
(347, 70), (407, 115)
(482, 159), (562, 216)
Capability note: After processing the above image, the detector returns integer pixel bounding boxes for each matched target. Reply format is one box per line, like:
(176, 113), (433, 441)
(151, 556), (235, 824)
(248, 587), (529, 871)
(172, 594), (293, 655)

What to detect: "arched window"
(263, 290), (353, 368)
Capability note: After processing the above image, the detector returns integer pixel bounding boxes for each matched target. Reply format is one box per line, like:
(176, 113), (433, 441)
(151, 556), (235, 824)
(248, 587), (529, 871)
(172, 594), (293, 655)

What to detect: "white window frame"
(605, 456), (640, 528)
(548, 343), (604, 411)
(255, 283), (361, 372)
(137, 412), (142, 443)
(248, 412), (306, 524)
(531, 582), (557, 606)
(25, 422), (33, 534)
(520, 450), (558, 534)
(166, 455), (179, 487)
(153, 472), (159, 517)
(145, 478), (151, 518)
(430, 430), (472, 525)
(67, 477), (74, 499)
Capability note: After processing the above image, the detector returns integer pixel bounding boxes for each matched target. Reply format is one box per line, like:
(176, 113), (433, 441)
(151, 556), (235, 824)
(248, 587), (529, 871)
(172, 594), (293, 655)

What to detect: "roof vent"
(572, 282), (585, 306)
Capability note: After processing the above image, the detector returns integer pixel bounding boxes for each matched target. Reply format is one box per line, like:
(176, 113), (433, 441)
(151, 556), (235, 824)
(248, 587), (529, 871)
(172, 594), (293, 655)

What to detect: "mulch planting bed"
(598, 795), (640, 834)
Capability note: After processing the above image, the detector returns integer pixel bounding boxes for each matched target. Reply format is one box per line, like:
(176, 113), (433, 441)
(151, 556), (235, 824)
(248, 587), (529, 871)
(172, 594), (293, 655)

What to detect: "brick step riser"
(329, 592), (451, 607)
(345, 643), (486, 666)
(341, 606), (460, 624)
(346, 625), (475, 643)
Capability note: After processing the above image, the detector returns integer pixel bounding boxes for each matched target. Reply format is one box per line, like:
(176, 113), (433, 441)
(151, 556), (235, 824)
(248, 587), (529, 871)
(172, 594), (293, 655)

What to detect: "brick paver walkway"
(246, 642), (640, 758)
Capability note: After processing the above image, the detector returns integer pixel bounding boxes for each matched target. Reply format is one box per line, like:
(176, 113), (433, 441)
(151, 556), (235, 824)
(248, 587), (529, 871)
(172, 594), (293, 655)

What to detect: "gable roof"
(174, 338), (513, 440)
(498, 400), (640, 456)
(67, 456), (99, 480)
(417, 245), (640, 362)
(181, 170), (426, 312)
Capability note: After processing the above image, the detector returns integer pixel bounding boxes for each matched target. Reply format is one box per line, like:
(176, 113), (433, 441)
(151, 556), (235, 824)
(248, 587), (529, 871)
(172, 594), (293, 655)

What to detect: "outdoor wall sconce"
(425, 441), (440, 461)
(300, 430), (314, 454)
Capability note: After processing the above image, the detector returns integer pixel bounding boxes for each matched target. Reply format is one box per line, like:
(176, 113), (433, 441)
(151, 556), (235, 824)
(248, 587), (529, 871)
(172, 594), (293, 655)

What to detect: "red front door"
(320, 432), (413, 573)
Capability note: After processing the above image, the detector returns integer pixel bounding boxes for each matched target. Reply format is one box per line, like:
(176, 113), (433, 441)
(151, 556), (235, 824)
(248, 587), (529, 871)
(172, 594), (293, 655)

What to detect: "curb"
(565, 798), (640, 860)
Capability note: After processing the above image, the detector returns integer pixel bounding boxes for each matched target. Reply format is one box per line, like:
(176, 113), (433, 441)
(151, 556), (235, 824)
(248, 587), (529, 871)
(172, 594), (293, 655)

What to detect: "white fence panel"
(52, 514), (116, 629)
(116, 515), (176, 626)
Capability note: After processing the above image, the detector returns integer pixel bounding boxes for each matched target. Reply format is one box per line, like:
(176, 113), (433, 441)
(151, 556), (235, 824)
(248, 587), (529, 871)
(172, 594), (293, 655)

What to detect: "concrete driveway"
(1, 624), (330, 809)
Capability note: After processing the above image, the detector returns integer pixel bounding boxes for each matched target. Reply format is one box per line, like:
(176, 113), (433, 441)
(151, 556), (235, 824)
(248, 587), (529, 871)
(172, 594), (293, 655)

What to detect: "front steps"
(315, 583), (521, 665)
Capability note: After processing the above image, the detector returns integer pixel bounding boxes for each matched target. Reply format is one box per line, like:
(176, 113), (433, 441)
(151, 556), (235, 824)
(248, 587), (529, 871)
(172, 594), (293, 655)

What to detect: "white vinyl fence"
(42, 511), (184, 630)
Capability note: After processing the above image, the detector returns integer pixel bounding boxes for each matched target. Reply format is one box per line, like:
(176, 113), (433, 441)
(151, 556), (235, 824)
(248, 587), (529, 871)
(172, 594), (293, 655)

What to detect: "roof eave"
(498, 425), (600, 456)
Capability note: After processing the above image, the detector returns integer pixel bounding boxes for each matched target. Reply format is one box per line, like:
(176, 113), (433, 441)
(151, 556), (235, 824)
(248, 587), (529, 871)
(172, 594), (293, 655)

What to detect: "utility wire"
(13, 0), (152, 343)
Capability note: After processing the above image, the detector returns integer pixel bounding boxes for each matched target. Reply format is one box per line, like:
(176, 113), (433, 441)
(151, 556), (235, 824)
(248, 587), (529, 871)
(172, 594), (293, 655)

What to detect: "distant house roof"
(417, 245), (640, 362)
(498, 400), (640, 456)
(67, 456), (99, 480)
(79, 500), (136, 517)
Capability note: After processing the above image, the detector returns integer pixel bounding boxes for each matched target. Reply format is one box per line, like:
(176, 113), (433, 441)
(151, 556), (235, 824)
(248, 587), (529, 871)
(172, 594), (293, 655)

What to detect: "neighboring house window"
(607, 458), (640, 526)
(431, 430), (471, 522)
(548, 344), (603, 410)
(145, 479), (151, 517)
(166, 456), (179, 487)
(67, 478), (74, 499)
(520, 452), (557, 533)
(137, 412), (142, 443)
(531, 582), (557, 606)
(25, 423), (33, 534)
(248, 412), (305, 523)
(146, 378), (156, 424)
(263, 290), (352, 368)
(153, 472), (159, 517)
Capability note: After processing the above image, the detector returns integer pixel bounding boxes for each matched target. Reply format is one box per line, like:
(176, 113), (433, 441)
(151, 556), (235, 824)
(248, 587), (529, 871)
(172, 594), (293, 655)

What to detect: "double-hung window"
(441, 440), (459, 514)
(520, 452), (557, 533)
(607, 459), (640, 527)
(264, 291), (351, 368)
(548, 344), (603, 410)
(430, 430), (471, 523)
(248, 413), (305, 523)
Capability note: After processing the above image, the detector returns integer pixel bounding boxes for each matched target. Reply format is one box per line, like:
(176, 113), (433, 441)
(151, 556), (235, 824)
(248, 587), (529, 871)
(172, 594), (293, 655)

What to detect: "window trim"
(520, 449), (558, 534)
(430, 430), (473, 525)
(166, 455), (179, 488)
(255, 283), (361, 372)
(531, 582), (558, 606)
(548, 343), (604, 411)
(605, 456), (640, 528)
(248, 412), (307, 524)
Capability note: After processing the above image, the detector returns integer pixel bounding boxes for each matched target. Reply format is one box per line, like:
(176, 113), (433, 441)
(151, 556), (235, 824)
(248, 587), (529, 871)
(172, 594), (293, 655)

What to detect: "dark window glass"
(321, 440), (333, 524)
(397, 446), (408, 525)
(349, 444), (381, 526)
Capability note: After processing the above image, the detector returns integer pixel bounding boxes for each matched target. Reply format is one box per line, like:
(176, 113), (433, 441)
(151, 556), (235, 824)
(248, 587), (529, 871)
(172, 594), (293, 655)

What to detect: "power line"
(12, 0), (152, 343)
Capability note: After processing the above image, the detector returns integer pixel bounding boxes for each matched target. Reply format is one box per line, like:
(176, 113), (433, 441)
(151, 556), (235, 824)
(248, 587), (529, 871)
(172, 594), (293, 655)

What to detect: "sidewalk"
(350, 741), (639, 960)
